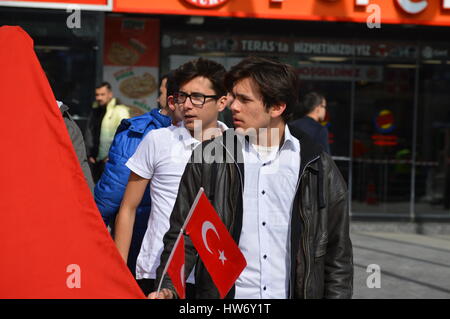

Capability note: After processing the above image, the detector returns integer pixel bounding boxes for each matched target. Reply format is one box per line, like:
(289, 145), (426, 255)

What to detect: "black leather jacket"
(156, 125), (353, 299)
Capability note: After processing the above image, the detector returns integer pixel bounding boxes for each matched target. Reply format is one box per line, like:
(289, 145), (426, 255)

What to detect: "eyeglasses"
(175, 91), (218, 107)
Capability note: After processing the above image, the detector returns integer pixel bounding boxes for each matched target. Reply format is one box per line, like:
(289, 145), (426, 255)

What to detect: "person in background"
(57, 100), (95, 193)
(291, 92), (330, 154)
(94, 73), (182, 276)
(84, 82), (131, 182)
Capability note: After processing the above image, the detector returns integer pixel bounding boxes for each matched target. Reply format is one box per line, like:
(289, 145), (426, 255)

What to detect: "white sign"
(396, 0), (428, 14)
(103, 66), (159, 111)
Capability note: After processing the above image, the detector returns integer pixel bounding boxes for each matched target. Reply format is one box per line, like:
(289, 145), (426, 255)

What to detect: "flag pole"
(155, 187), (204, 297)
(181, 187), (204, 230)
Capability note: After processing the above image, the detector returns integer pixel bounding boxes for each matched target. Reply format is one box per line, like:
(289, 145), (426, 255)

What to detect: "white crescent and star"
(201, 220), (227, 265)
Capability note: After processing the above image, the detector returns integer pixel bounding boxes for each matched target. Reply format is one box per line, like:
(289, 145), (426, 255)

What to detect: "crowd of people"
(66, 56), (353, 299)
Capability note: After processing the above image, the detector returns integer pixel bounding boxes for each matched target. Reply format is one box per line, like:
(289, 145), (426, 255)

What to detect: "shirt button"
(263, 255), (267, 259)
(262, 222), (266, 226)
(263, 286), (267, 291)
(262, 190), (266, 195)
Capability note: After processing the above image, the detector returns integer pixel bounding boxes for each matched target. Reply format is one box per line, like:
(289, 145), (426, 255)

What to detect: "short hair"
(164, 71), (179, 97)
(225, 56), (300, 122)
(174, 58), (226, 97)
(96, 81), (111, 91)
(302, 92), (325, 114)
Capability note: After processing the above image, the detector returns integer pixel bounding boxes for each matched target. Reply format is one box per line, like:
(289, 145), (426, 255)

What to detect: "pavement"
(351, 230), (450, 299)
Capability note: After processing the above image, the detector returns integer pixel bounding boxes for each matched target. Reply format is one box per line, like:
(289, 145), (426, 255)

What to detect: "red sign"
(113, 0), (450, 27)
(183, 0), (229, 8)
(103, 17), (160, 111)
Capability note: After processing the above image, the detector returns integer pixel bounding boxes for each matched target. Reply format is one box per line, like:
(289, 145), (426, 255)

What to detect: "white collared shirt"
(126, 121), (228, 281)
(234, 125), (301, 299)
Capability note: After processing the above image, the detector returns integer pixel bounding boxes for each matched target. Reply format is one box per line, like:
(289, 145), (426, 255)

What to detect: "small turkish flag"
(167, 235), (186, 299)
(186, 192), (247, 299)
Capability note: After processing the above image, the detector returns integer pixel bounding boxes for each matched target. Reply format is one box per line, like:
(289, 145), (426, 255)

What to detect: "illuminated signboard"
(372, 109), (398, 147)
(3, 0), (450, 25)
(111, 0), (450, 26)
(183, 0), (229, 8)
(0, 0), (111, 10)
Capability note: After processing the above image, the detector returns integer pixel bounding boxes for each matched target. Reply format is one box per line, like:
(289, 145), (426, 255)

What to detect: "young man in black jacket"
(152, 56), (353, 299)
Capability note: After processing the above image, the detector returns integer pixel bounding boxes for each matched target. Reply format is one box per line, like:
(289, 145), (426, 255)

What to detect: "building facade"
(2, 0), (450, 220)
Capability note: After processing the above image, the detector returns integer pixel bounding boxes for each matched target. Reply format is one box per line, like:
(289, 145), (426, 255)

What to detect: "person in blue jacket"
(94, 72), (183, 276)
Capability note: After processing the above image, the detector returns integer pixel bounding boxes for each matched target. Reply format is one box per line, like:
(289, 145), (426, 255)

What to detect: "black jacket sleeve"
(322, 153), (353, 298)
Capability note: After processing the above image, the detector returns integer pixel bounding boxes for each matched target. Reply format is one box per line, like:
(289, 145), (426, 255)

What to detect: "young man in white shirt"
(113, 58), (228, 297)
(152, 56), (353, 299)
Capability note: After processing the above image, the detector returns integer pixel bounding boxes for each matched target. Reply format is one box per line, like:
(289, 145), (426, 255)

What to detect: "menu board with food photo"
(103, 17), (160, 112)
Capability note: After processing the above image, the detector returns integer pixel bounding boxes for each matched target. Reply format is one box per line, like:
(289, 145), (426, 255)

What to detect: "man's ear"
(167, 95), (176, 112)
(270, 103), (287, 119)
(217, 95), (228, 112)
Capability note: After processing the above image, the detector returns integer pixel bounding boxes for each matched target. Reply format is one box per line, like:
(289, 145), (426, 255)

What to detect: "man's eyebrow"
(180, 90), (212, 95)
(234, 92), (252, 100)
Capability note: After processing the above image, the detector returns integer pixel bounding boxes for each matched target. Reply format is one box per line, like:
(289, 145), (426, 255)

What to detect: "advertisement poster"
(103, 17), (160, 112)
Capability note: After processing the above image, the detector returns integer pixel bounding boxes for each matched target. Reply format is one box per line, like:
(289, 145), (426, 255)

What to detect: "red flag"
(186, 192), (247, 299)
(0, 26), (145, 299)
(167, 235), (186, 299)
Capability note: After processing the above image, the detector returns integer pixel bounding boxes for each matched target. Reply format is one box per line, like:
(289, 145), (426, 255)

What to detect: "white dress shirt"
(234, 125), (301, 299)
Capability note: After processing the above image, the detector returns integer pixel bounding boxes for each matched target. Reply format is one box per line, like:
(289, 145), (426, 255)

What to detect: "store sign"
(374, 110), (395, 133)
(103, 17), (160, 112)
(163, 32), (422, 59)
(294, 42), (371, 57)
(396, 0), (428, 14)
(113, 0), (450, 26)
(183, 0), (229, 8)
(421, 46), (449, 59)
(297, 64), (383, 82)
(336, 0), (450, 12)
(293, 41), (417, 58)
(372, 109), (398, 146)
(0, 0), (111, 10)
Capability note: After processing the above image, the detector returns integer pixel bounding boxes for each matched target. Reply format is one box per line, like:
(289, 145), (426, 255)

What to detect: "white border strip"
(0, 0), (112, 11)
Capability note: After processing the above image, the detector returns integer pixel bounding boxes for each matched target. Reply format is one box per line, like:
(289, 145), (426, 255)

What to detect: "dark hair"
(174, 58), (226, 97)
(225, 56), (300, 122)
(302, 92), (325, 114)
(165, 71), (179, 97)
(96, 81), (112, 91)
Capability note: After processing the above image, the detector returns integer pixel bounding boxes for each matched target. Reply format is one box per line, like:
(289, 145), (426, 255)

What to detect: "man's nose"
(182, 97), (194, 110)
(229, 99), (240, 112)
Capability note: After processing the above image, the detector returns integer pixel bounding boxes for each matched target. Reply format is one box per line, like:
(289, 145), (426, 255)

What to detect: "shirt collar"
(239, 124), (299, 152)
(282, 124), (300, 152)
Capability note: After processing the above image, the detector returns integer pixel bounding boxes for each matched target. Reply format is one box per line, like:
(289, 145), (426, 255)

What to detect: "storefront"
(2, 0), (450, 220)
